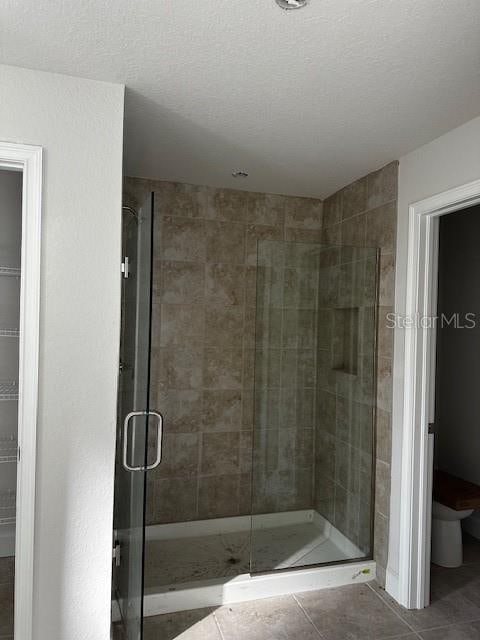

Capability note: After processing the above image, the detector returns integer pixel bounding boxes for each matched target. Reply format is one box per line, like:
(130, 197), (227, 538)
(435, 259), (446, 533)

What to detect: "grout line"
(408, 616), (480, 634)
(292, 593), (327, 639)
(366, 582), (421, 637)
(212, 608), (228, 640)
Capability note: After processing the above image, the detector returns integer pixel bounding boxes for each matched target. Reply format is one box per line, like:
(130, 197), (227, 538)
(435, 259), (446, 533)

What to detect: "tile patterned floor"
(141, 534), (480, 640)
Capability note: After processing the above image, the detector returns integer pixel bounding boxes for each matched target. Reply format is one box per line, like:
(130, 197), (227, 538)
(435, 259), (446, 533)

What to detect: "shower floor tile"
(144, 519), (354, 588)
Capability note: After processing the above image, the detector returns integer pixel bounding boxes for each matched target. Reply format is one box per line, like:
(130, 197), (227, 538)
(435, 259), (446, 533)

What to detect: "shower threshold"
(142, 509), (376, 616)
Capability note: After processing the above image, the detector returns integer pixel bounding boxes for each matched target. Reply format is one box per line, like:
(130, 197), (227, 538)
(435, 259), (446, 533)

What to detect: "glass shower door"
(251, 240), (378, 573)
(113, 194), (156, 640)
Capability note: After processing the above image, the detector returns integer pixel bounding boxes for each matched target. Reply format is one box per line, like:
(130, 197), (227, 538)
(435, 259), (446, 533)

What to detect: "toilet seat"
(433, 470), (480, 511)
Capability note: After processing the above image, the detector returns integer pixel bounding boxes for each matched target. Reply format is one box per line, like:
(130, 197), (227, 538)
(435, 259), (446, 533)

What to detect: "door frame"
(393, 177), (480, 609)
(0, 141), (43, 640)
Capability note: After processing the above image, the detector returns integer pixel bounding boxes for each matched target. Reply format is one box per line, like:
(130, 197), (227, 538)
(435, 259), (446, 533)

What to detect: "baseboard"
(385, 566), (400, 603)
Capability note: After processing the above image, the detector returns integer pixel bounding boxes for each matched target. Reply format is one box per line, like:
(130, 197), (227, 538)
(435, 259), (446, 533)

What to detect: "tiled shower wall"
(314, 244), (377, 556)
(253, 241), (321, 514)
(123, 178), (323, 525)
(124, 165), (397, 584)
(320, 161), (398, 586)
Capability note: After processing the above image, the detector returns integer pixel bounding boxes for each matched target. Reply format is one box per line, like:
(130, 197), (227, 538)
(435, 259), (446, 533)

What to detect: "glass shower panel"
(113, 195), (154, 640)
(250, 241), (378, 573)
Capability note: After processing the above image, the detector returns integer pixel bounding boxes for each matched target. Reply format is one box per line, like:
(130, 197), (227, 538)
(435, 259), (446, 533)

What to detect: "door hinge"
(113, 541), (121, 567)
(428, 423), (436, 435)
(121, 256), (130, 279)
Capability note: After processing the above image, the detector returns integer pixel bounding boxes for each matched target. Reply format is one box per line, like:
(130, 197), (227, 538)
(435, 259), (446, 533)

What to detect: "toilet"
(432, 470), (480, 568)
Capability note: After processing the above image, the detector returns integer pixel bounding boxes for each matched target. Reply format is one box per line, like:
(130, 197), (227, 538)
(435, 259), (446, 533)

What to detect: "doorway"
(392, 177), (480, 610)
(0, 142), (42, 640)
(429, 205), (480, 599)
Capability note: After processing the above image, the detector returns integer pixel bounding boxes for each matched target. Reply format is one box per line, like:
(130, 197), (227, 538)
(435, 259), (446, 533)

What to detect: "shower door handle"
(122, 410), (164, 472)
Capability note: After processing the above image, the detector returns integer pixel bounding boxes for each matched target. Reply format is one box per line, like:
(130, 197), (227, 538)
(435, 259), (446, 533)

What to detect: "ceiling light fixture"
(232, 171), (249, 178)
(275, 0), (308, 9)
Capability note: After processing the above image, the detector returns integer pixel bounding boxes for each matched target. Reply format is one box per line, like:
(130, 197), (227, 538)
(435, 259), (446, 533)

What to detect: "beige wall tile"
(131, 177), (330, 525)
(204, 305), (244, 347)
(205, 220), (245, 264)
(285, 197), (323, 230)
(161, 216), (206, 262)
(315, 431), (336, 479)
(159, 304), (205, 347)
(376, 408), (392, 464)
(245, 266), (257, 307)
(201, 432), (240, 475)
(242, 347), (256, 390)
(159, 345), (204, 390)
(205, 263), (245, 306)
(313, 161), (398, 557)
(202, 390), (242, 432)
(317, 390), (336, 435)
(203, 347), (243, 390)
(365, 202), (396, 252)
(375, 459), (391, 517)
(159, 260), (205, 304)
(155, 433), (200, 479)
(254, 388), (281, 430)
(148, 478), (198, 524)
(238, 472), (252, 513)
(239, 432), (253, 474)
(323, 191), (343, 228)
(207, 188), (249, 221)
(254, 348), (281, 389)
(377, 356), (393, 412)
(340, 214), (366, 247)
(367, 161), (398, 210)
(284, 227), (322, 243)
(198, 474), (241, 518)
(242, 390), (254, 430)
(374, 511), (389, 573)
(243, 306), (256, 349)
(155, 182), (208, 218)
(277, 428), (313, 470)
(245, 225), (283, 266)
(377, 306), (394, 359)
(379, 252), (395, 306)
(247, 193), (285, 228)
(321, 222), (341, 245)
(155, 390), (202, 433)
(342, 177), (367, 219)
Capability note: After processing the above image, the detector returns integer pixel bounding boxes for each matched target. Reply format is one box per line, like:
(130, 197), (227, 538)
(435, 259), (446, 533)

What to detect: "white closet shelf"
(0, 329), (19, 338)
(0, 382), (18, 401)
(0, 436), (17, 463)
(0, 490), (15, 526)
(0, 266), (20, 277)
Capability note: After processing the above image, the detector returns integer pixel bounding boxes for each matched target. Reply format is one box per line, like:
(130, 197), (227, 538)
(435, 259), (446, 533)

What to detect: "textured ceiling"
(1, 0), (480, 198)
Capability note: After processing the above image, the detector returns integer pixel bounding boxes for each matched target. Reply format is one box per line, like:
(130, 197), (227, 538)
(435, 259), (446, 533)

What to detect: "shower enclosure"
(112, 188), (378, 639)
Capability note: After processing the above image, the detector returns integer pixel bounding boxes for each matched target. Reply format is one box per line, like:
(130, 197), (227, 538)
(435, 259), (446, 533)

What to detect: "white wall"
(0, 65), (124, 639)
(389, 115), (480, 592)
